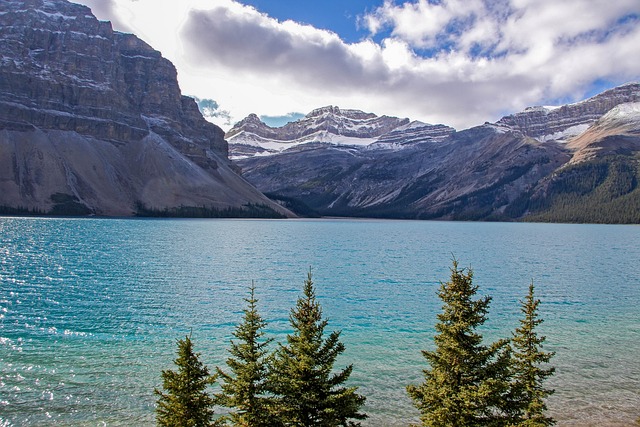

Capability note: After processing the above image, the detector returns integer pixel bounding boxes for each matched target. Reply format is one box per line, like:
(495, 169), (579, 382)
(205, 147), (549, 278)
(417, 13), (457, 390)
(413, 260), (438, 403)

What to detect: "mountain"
(496, 83), (640, 142)
(235, 84), (640, 223)
(226, 106), (454, 159)
(521, 100), (640, 223)
(0, 0), (288, 217)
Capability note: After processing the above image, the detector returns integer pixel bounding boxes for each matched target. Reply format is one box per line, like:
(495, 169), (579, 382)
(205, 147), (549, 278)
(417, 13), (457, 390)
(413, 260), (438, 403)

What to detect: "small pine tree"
(217, 281), (275, 427)
(510, 282), (555, 427)
(155, 334), (220, 427)
(269, 269), (367, 427)
(407, 259), (511, 427)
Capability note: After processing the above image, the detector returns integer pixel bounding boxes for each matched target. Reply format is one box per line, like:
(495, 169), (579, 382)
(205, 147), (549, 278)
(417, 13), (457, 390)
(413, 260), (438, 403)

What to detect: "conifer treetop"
(155, 334), (220, 427)
(269, 269), (367, 427)
(510, 281), (556, 427)
(407, 259), (512, 427)
(216, 281), (275, 427)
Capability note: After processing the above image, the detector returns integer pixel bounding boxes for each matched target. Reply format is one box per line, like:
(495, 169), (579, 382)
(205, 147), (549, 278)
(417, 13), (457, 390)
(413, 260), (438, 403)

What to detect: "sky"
(73, 0), (640, 130)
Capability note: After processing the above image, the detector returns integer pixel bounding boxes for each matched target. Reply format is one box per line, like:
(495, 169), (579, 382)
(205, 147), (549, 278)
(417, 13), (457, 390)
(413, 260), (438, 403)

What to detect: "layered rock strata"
(0, 0), (286, 216)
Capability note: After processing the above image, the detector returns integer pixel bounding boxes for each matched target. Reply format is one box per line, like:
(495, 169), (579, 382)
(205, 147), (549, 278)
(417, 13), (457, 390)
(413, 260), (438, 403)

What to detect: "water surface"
(1, 218), (639, 426)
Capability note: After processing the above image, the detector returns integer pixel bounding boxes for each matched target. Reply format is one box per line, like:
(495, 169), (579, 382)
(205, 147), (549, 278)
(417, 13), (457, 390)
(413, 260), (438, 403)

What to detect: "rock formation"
(0, 0), (288, 217)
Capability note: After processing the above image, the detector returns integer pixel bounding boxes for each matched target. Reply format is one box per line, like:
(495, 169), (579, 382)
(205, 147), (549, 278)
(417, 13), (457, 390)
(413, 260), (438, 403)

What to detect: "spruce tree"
(269, 270), (367, 426)
(216, 281), (275, 427)
(510, 282), (555, 427)
(155, 334), (220, 427)
(407, 259), (511, 427)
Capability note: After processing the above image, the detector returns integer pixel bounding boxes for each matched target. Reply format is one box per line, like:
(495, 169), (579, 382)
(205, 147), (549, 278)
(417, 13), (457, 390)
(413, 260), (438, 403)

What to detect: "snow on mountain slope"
(226, 106), (457, 159)
(497, 83), (640, 142)
(567, 101), (640, 163)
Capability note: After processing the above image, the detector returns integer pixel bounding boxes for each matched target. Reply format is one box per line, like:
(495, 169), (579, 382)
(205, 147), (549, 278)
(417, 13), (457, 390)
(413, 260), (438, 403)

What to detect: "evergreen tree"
(269, 269), (367, 426)
(155, 334), (221, 427)
(216, 281), (275, 427)
(510, 282), (555, 427)
(407, 259), (511, 427)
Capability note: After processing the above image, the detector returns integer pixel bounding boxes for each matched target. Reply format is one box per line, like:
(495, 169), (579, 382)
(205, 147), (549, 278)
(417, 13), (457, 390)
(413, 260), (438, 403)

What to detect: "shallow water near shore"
(1, 217), (639, 426)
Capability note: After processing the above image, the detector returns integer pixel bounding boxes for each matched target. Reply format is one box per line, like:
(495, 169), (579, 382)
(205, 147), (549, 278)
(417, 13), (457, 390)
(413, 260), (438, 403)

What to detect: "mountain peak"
(306, 105), (341, 117)
(245, 113), (263, 122)
(306, 106), (377, 121)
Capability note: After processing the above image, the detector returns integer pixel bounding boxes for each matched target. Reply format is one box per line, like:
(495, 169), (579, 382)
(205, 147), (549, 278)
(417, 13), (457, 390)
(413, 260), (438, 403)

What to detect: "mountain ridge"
(229, 83), (640, 158)
(235, 83), (640, 223)
(226, 105), (422, 159)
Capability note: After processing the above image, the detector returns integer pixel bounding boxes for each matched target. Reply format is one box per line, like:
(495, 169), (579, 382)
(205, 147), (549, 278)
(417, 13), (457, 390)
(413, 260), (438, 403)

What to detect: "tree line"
(155, 260), (555, 427)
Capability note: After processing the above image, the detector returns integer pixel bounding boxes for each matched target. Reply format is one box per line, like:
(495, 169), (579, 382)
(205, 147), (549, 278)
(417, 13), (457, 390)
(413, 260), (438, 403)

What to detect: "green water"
(1, 217), (639, 426)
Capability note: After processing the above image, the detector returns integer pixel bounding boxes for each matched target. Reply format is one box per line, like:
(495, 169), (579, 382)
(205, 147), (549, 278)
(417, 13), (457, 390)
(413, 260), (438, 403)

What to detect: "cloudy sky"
(73, 0), (640, 130)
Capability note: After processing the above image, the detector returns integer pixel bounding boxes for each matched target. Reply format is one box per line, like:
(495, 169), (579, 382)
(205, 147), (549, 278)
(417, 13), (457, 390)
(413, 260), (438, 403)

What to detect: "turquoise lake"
(0, 217), (639, 426)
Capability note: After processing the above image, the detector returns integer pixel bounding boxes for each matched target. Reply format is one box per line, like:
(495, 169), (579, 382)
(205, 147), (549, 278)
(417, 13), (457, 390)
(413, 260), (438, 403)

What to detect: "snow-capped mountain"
(226, 106), (455, 159)
(237, 83), (640, 223)
(496, 83), (640, 142)
(229, 83), (640, 161)
(567, 101), (640, 163)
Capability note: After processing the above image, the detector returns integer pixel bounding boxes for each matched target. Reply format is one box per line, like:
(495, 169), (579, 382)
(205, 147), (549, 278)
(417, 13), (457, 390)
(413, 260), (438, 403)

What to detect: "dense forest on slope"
(522, 155), (640, 223)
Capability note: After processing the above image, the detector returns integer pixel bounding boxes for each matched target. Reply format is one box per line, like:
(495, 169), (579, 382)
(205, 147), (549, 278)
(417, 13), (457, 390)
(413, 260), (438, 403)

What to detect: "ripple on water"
(1, 218), (639, 426)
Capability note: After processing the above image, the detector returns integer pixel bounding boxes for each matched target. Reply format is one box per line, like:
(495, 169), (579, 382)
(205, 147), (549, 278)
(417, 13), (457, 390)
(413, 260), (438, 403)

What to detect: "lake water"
(0, 217), (638, 426)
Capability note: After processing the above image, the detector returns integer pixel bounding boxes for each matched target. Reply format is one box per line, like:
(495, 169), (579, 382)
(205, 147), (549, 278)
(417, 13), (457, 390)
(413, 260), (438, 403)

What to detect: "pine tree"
(510, 282), (555, 427)
(407, 259), (511, 427)
(216, 281), (275, 427)
(155, 334), (221, 427)
(269, 269), (367, 426)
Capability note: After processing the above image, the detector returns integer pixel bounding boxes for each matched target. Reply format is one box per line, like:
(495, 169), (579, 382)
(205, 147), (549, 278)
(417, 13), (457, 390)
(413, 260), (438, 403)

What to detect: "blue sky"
(239, 0), (385, 43)
(76, 0), (640, 130)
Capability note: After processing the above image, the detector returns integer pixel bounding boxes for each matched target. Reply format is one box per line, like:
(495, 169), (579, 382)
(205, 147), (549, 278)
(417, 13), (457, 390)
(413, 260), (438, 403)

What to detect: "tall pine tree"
(155, 334), (221, 427)
(216, 281), (275, 427)
(269, 269), (367, 426)
(407, 259), (511, 427)
(510, 282), (555, 427)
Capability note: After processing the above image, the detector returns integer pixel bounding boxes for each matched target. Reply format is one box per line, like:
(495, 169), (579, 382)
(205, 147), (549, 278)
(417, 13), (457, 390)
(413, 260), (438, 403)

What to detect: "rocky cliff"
(0, 0), (287, 217)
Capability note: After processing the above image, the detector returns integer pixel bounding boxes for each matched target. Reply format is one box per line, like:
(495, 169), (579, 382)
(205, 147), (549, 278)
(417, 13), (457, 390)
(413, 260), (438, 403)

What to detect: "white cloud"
(365, 0), (490, 49)
(72, 0), (640, 130)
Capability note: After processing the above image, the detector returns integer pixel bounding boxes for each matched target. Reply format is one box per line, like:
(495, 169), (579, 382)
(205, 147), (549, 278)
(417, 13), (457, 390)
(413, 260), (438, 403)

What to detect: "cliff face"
(0, 0), (286, 216)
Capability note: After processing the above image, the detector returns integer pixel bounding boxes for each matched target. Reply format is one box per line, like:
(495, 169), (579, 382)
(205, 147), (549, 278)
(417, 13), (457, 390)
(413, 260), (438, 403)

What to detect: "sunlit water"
(0, 217), (638, 426)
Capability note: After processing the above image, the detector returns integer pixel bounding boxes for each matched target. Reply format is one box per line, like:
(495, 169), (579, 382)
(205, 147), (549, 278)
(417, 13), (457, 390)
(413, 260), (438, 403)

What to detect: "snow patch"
(603, 101), (640, 119)
(35, 9), (77, 20)
(539, 123), (590, 142)
(595, 102), (640, 128)
(142, 115), (169, 127)
(393, 120), (431, 131)
(229, 130), (378, 156)
(120, 54), (156, 60)
(484, 123), (511, 134)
